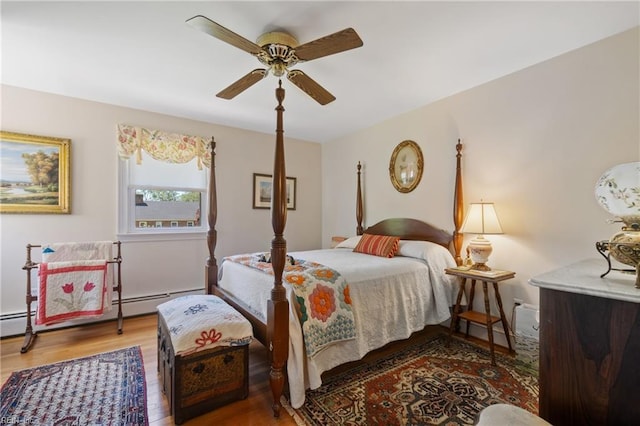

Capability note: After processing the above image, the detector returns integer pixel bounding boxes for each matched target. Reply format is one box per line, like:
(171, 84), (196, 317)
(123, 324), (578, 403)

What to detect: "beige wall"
(322, 28), (639, 322)
(0, 86), (322, 336)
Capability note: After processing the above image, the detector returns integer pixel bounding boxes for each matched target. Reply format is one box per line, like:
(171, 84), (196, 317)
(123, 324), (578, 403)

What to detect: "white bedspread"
(218, 242), (459, 408)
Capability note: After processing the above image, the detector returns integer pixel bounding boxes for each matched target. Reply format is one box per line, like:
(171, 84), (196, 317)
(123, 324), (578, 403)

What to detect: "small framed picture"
(253, 173), (296, 210)
(1, 131), (71, 214)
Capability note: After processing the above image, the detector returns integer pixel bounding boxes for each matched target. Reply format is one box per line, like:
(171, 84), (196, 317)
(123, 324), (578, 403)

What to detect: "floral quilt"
(41, 241), (114, 312)
(157, 294), (253, 356)
(36, 260), (107, 325)
(224, 253), (356, 357)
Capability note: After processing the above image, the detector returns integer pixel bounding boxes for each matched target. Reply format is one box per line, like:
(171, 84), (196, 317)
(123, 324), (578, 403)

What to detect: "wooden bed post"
(356, 162), (364, 235)
(453, 140), (464, 265)
(206, 137), (218, 294)
(267, 80), (289, 417)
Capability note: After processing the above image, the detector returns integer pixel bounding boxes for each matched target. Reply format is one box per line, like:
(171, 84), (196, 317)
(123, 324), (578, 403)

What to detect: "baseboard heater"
(0, 288), (203, 339)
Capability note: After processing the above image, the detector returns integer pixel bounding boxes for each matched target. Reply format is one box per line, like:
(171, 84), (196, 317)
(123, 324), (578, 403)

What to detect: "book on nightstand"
(445, 266), (514, 279)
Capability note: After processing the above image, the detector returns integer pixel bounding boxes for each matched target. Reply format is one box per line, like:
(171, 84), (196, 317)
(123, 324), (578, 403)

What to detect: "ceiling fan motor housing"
(257, 31), (299, 49)
(256, 32), (300, 76)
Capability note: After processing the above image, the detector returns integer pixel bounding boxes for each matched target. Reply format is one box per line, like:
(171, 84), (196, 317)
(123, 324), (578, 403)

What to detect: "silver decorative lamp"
(460, 202), (504, 271)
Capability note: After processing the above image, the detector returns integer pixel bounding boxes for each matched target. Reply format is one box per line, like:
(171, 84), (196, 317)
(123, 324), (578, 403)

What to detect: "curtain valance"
(117, 124), (211, 169)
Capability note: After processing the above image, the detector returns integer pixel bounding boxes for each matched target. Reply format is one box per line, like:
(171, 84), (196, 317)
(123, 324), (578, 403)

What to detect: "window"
(134, 188), (202, 230)
(117, 151), (208, 239)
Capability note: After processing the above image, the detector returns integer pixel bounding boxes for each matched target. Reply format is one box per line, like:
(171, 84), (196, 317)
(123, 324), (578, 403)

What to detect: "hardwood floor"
(0, 314), (296, 426)
(1, 314), (513, 425)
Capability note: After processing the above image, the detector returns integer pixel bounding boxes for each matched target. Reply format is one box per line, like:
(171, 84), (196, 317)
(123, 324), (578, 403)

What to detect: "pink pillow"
(353, 234), (400, 258)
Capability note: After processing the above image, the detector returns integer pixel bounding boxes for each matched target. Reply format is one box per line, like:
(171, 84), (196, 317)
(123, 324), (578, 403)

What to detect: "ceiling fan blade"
(294, 28), (363, 61)
(186, 15), (263, 55)
(217, 69), (267, 100)
(287, 70), (336, 105)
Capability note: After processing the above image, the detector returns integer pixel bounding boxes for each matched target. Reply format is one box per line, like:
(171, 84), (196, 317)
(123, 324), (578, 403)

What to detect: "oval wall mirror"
(389, 140), (424, 193)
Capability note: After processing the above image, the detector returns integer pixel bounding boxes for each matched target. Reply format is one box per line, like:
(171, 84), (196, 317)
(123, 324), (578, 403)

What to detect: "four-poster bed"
(205, 82), (465, 416)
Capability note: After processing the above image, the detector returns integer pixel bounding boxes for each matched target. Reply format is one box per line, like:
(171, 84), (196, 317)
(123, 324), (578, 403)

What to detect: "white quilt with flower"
(41, 241), (114, 311)
(157, 294), (253, 356)
(36, 260), (107, 325)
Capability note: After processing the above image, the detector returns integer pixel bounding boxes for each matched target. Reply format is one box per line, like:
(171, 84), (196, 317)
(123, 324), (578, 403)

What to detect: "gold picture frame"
(0, 131), (71, 214)
(253, 173), (296, 210)
(389, 140), (424, 193)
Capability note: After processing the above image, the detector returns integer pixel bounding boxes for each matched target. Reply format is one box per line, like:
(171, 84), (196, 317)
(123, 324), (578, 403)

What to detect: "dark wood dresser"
(530, 259), (640, 426)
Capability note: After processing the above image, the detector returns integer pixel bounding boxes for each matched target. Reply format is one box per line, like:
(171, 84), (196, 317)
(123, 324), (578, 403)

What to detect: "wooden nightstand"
(331, 236), (347, 248)
(445, 267), (515, 365)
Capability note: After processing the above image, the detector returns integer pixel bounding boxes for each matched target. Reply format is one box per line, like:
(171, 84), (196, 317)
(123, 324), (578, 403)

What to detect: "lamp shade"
(460, 202), (503, 235)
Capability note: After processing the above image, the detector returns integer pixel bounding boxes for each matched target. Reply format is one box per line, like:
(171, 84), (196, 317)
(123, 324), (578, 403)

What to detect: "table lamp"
(460, 202), (503, 271)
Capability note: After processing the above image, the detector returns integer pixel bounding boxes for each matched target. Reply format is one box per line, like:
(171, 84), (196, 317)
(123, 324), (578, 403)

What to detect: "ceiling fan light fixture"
(271, 62), (287, 77)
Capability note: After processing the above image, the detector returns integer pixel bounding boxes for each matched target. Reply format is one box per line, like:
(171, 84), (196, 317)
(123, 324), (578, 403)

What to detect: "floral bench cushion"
(157, 294), (252, 356)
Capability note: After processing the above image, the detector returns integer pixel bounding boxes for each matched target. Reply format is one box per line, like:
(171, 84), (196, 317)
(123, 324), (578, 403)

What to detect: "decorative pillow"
(397, 240), (455, 263)
(353, 234), (400, 258)
(334, 235), (362, 249)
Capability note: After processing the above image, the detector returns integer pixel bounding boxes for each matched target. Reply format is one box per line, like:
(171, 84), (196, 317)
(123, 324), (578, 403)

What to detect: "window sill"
(116, 230), (206, 243)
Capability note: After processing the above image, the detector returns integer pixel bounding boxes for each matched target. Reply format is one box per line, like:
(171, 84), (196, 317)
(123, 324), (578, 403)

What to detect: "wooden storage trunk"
(157, 318), (249, 425)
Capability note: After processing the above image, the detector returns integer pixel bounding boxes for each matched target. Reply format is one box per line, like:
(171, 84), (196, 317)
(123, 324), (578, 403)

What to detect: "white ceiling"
(2, 1), (638, 143)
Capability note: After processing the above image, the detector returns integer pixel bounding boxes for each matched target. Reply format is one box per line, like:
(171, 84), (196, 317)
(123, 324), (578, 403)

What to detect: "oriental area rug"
(0, 346), (148, 425)
(284, 334), (538, 426)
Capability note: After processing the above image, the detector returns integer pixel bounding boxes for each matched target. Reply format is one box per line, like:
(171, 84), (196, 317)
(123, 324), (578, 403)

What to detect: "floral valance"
(117, 124), (212, 169)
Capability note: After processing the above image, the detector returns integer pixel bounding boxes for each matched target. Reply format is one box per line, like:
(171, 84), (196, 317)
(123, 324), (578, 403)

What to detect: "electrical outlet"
(513, 298), (523, 306)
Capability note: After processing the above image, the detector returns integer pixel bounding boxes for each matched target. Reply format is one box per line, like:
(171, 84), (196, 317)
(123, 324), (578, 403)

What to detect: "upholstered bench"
(157, 295), (253, 425)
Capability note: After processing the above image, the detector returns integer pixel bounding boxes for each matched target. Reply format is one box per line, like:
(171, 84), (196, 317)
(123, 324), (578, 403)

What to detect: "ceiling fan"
(186, 15), (363, 105)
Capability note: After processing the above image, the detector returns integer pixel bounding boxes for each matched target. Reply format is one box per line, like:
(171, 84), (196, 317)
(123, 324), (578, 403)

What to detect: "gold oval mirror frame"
(389, 140), (424, 193)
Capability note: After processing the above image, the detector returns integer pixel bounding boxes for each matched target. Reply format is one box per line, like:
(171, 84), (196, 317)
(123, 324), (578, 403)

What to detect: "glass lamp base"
(467, 235), (493, 271)
(470, 262), (491, 271)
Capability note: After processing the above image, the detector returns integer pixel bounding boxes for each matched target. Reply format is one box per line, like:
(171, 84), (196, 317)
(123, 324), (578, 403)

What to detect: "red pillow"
(353, 234), (400, 258)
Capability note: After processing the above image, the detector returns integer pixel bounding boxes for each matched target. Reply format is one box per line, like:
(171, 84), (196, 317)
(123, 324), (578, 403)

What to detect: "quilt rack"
(21, 241), (123, 353)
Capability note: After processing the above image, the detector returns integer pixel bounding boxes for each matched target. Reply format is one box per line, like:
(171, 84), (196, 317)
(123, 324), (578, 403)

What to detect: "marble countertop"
(529, 258), (639, 303)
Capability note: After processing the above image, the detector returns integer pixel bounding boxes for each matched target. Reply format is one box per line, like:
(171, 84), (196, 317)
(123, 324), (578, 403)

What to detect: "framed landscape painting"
(0, 131), (71, 214)
(252, 173), (296, 210)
